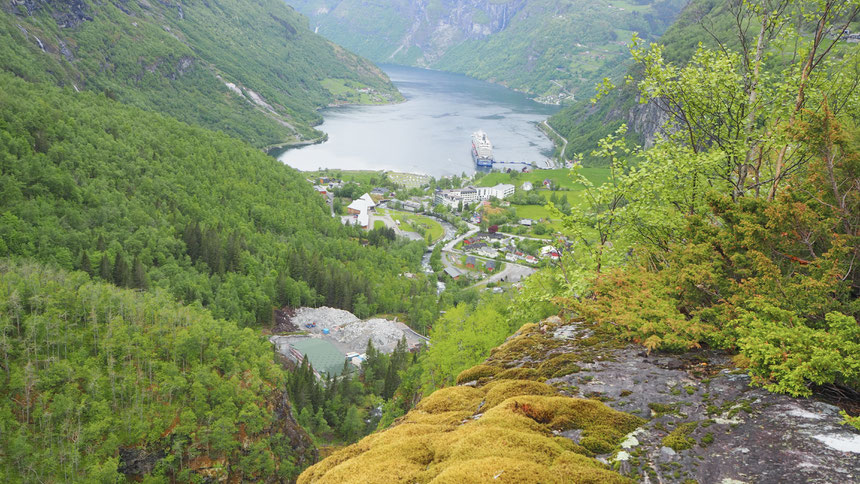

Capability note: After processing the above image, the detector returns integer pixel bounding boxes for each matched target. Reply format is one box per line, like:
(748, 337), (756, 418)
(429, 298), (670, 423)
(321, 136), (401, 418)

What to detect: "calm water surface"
(278, 65), (560, 177)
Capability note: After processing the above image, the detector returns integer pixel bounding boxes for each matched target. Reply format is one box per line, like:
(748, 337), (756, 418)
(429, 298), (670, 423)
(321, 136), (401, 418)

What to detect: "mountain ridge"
(289, 0), (687, 103)
(1, 0), (402, 148)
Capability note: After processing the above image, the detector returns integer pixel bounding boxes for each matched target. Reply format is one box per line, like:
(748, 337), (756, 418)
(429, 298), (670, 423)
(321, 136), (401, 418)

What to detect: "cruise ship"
(471, 130), (494, 167)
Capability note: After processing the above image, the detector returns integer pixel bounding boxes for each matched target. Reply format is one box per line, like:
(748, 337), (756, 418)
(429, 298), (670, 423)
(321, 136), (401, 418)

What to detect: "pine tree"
(112, 252), (129, 287)
(98, 254), (111, 281)
(183, 222), (201, 261)
(339, 405), (363, 441)
(80, 251), (92, 275)
(96, 234), (106, 252)
(132, 257), (148, 289)
(382, 363), (399, 400)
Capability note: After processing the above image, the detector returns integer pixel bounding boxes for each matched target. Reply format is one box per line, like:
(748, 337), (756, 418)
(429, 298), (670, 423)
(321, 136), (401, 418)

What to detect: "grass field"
(320, 79), (397, 105)
(477, 167), (610, 234)
(381, 209), (444, 242)
(305, 169), (430, 189)
(475, 167), (609, 191)
(513, 204), (556, 220)
(388, 172), (431, 188)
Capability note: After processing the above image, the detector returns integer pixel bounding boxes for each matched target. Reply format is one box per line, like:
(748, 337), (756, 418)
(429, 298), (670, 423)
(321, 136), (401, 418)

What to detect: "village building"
(485, 260), (497, 272)
(371, 187), (390, 196)
(476, 183), (515, 200)
(540, 245), (560, 260)
(444, 267), (463, 279)
(477, 247), (499, 259)
(343, 193), (376, 229)
(434, 183), (515, 209)
(463, 242), (488, 251)
(400, 200), (422, 212)
(465, 256), (477, 268)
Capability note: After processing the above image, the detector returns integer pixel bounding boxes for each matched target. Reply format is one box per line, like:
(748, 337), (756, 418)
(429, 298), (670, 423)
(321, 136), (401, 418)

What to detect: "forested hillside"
(0, 261), (316, 482)
(548, 0), (860, 163)
(289, 0), (686, 101)
(547, 0), (731, 161)
(0, 73), (438, 330)
(0, 0), (401, 148)
(301, 0), (860, 480)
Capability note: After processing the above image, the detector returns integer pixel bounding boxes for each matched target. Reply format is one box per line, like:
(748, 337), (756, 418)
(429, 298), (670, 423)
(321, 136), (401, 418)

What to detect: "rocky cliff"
(299, 316), (860, 483)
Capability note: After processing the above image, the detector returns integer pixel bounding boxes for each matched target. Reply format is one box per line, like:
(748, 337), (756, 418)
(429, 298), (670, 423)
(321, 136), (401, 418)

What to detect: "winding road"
(542, 120), (568, 162)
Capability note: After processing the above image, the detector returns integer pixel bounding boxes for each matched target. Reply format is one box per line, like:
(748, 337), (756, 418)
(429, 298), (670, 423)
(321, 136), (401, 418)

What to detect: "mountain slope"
(0, 72), (437, 330)
(289, 0), (686, 102)
(0, 260), (316, 482)
(1, 0), (401, 148)
(546, 0), (751, 162)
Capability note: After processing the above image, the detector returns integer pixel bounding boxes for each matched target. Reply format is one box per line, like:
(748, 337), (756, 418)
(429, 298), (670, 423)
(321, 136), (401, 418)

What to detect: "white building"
(476, 184), (515, 200)
(435, 184), (514, 209)
(344, 193), (375, 229)
(477, 247), (500, 259)
(359, 193), (376, 209)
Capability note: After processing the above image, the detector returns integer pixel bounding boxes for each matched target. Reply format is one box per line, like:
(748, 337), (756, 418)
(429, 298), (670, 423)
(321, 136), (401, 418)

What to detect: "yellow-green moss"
(538, 353), (583, 379)
(401, 410), (473, 427)
(299, 382), (641, 484)
(482, 379), (558, 410)
(488, 323), (564, 366)
(455, 364), (502, 384)
(486, 395), (644, 433)
(428, 456), (559, 483)
(299, 315), (641, 484)
(496, 367), (541, 380)
(551, 452), (630, 483)
(579, 424), (626, 454)
(662, 422), (698, 451)
(431, 426), (569, 467)
(413, 385), (483, 413)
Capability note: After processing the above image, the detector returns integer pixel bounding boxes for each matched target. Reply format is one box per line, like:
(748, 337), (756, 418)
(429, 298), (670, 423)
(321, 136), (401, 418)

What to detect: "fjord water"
(279, 65), (560, 177)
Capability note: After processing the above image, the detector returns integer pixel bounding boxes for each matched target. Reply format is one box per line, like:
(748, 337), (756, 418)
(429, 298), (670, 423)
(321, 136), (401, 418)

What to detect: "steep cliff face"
(384, 0), (529, 64)
(1, 0), (401, 147)
(290, 0), (686, 101)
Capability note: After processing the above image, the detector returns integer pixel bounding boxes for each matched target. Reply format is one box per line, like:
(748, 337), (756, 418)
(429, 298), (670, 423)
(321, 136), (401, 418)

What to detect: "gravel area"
(288, 307), (426, 354)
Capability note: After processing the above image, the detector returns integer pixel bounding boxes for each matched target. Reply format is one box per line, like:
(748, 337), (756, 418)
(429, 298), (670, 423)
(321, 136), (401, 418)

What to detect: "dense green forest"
(0, 0), (401, 147)
(0, 73), (439, 330)
(0, 261), (316, 482)
(543, 0), (860, 406)
(548, 0), (860, 164)
(290, 0), (686, 100)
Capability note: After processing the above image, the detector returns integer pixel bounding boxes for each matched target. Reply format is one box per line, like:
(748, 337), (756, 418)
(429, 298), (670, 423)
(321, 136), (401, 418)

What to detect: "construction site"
(270, 307), (428, 377)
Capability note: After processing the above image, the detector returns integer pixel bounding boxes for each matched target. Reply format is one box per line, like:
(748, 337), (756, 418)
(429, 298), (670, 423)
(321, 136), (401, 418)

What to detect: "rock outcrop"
(300, 316), (860, 483)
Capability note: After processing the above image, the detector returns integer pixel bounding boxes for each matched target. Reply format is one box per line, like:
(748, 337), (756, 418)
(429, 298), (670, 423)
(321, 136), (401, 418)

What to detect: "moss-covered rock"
(538, 353), (583, 379)
(298, 379), (641, 483)
(482, 380), (558, 410)
(496, 366), (541, 380)
(455, 364), (502, 384)
(662, 422), (698, 451)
